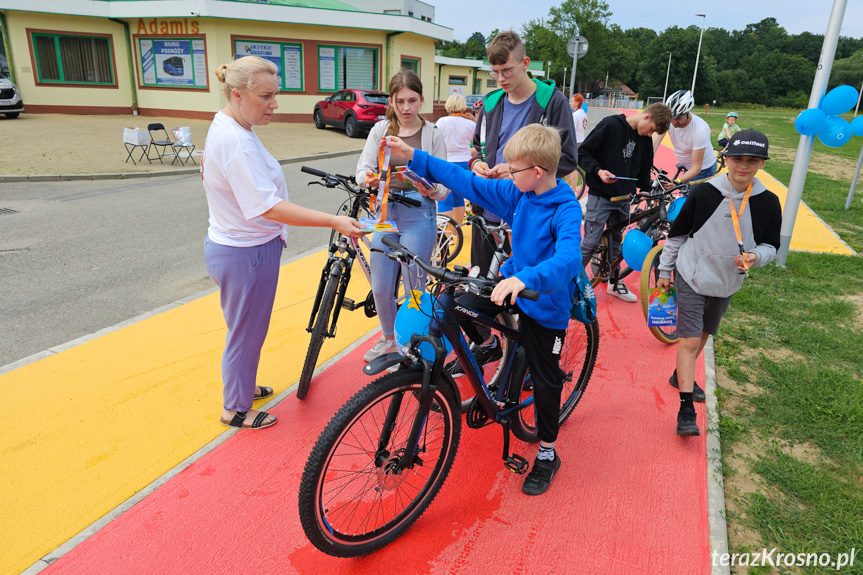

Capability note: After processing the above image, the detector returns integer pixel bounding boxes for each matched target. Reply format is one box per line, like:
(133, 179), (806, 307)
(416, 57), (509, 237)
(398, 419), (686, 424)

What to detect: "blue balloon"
(817, 115), (852, 148)
(622, 229), (653, 270)
(666, 196), (687, 221)
(820, 85), (860, 116)
(582, 102), (588, 112)
(394, 291), (452, 359)
(851, 116), (863, 137)
(794, 108), (827, 136)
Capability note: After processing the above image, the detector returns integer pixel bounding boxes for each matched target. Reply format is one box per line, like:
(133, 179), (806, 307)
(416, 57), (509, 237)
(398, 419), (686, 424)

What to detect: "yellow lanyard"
(373, 138), (391, 223)
(729, 183), (753, 270)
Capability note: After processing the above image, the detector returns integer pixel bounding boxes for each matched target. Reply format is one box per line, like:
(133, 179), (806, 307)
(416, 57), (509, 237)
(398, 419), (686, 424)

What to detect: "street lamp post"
(663, 51), (672, 101)
(691, 14), (706, 96)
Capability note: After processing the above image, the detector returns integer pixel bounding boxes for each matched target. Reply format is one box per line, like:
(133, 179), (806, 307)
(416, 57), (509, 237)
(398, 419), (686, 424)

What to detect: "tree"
(829, 50), (863, 90)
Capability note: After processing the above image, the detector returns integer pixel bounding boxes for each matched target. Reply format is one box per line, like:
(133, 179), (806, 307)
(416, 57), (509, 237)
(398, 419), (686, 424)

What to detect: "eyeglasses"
(488, 66), (516, 80)
(509, 165), (548, 176)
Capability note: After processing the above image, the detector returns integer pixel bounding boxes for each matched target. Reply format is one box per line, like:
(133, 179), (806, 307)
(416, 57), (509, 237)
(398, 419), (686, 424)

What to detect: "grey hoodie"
(658, 174), (782, 298)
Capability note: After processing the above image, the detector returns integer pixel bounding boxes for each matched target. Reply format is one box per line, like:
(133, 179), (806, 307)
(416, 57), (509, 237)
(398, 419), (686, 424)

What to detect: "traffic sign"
(566, 36), (588, 59)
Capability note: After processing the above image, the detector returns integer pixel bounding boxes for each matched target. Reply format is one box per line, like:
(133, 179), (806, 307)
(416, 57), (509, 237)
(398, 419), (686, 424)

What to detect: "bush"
(773, 92), (809, 109)
(721, 102), (768, 110)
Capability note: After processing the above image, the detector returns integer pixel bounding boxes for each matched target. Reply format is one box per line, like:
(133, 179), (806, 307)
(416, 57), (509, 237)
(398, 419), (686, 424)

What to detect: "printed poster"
(319, 47), (336, 91)
(283, 45), (302, 90)
(140, 39), (156, 85)
(153, 39), (193, 85)
(235, 41), (283, 86)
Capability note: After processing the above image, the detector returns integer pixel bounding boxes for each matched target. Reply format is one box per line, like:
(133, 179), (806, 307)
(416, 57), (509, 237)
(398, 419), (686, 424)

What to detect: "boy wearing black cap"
(656, 130), (782, 436)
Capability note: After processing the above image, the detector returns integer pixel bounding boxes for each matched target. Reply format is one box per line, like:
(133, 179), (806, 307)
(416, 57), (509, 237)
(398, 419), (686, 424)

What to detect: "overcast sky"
(431, 0), (863, 43)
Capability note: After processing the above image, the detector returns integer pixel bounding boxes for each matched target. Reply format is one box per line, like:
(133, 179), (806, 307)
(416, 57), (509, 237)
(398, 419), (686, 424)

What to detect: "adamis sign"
(136, 18), (200, 35)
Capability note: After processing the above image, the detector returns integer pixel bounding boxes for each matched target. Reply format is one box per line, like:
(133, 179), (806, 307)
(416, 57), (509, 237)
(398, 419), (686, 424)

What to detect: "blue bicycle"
(298, 237), (600, 557)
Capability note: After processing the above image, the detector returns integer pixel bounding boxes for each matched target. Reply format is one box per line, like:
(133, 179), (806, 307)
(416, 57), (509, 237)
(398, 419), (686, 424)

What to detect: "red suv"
(313, 89), (389, 138)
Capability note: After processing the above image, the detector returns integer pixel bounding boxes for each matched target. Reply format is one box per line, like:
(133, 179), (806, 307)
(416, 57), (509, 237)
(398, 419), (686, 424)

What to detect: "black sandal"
(220, 411), (277, 429)
(254, 386), (274, 400)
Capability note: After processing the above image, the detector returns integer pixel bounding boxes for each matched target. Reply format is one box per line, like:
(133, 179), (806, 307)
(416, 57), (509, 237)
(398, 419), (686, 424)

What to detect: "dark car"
(313, 89), (388, 138)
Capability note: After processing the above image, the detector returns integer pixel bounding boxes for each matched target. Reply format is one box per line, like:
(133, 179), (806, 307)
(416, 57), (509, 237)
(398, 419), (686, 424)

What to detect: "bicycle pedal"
(504, 454), (529, 474)
(340, 297), (355, 310)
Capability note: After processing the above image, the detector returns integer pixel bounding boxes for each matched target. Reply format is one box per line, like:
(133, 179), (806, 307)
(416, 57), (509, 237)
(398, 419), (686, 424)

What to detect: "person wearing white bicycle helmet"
(653, 89), (717, 186)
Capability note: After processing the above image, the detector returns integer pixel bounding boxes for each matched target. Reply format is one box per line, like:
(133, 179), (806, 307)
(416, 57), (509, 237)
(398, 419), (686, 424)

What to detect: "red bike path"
(40, 286), (708, 575)
(37, 127), (710, 574)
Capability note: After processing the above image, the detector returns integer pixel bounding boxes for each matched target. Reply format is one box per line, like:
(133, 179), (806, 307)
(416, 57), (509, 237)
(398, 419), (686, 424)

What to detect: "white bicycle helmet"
(666, 90), (694, 118)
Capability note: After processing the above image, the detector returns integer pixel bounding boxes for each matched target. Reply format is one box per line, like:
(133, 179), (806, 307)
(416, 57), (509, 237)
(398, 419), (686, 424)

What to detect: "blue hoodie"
(409, 150), (582, 330)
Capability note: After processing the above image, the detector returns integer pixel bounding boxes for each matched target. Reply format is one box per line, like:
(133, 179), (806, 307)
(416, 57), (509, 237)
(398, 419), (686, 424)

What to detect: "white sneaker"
(607, 281), (637, 303)
(363, 337), (399, 362)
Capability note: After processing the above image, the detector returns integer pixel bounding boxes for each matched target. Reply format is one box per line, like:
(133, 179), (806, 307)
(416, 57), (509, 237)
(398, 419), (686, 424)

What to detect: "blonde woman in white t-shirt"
(202, 56), (363, 430)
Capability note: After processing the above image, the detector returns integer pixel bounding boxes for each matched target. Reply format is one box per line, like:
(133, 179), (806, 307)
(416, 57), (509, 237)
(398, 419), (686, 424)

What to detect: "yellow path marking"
(1, 224), (474, 575)
(0, 249), (378, 575)
(658, 134), (855, 256)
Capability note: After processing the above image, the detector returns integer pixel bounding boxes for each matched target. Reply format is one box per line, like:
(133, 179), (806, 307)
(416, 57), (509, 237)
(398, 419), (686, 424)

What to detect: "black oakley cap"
(725, 129), (770, 159)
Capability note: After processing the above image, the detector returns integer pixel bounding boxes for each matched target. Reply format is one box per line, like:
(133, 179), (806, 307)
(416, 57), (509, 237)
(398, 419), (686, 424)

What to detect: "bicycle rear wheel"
(298, 260), (344, 400)
(299, 370), (461, 557)
(640, 244), (679, 344)
(510, 319), (600, 443)
(585, 235), (610, 288)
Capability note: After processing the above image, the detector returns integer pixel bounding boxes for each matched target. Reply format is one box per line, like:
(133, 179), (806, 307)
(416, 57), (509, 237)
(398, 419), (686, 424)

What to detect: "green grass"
(709, 106), (863, 573)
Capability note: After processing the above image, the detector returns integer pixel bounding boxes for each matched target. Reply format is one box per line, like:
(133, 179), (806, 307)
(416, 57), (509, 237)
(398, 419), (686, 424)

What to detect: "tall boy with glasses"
(447, 30), (577, 377)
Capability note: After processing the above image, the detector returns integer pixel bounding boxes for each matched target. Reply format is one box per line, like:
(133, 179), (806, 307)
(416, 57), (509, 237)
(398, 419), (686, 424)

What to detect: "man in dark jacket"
(578, 104), (671, 302)
(446, 31), (578, 377)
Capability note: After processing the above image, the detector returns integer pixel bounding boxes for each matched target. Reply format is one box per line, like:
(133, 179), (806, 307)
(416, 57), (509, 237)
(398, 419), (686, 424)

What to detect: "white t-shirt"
(434, 114), (476, 163)
(202, 111), (288, 247)
(572, 108), (588, 143)
(668, 113), (714, 171)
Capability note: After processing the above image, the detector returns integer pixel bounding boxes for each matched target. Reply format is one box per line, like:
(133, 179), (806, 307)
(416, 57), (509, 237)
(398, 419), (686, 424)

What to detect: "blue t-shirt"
(485, 94), (535, 222)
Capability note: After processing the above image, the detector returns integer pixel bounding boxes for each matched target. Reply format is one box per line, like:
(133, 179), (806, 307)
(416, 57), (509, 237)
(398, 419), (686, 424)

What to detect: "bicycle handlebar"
(381, 237), (539, 302)
(301, 166), (422, 208)
(300, 165), (328, 178)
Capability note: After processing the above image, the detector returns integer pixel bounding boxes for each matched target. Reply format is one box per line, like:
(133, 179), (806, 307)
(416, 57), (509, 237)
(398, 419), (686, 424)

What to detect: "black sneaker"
(445, 336), (503, 377)
(522, 454), (562, 496)
(669, 369), (706, 402)
(676, 409), (700, 436)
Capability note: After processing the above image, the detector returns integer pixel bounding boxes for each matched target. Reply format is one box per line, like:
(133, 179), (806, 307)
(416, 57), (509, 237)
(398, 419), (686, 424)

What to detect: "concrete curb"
(705, 336), (731, 575)
(0, 148), (363, 183)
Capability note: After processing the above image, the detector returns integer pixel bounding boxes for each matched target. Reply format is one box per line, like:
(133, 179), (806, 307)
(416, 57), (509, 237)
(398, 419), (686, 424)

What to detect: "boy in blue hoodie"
(385, 124), (582, 496)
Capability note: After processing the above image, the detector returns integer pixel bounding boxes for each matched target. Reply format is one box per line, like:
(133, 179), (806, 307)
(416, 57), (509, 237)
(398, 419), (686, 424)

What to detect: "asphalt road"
(0, 107), (621, 367)
(0, 154), (363, 367)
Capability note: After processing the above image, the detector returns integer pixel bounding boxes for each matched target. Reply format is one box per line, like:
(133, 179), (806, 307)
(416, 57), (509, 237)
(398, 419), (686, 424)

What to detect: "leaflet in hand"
(647, 287), (677, 327)
(358, 218), (399, 233)
(392, 166), (436, 191)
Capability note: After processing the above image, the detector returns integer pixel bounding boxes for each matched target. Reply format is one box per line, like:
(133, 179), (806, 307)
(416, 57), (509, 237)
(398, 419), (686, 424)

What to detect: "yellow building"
(0, 0), (452, 120)
(433, 54), (547, 101)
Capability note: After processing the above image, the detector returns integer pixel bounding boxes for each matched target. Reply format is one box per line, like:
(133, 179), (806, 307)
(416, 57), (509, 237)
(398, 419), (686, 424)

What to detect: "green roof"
(239, 0), (361, 9)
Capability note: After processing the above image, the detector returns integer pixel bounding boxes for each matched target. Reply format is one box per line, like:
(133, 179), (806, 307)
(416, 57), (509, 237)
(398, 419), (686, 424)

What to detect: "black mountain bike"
(298, 238), (599, 557)
(297, 166), (422, 399)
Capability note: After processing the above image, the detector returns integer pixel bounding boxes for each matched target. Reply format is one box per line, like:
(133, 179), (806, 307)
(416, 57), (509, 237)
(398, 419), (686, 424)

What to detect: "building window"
(234, 39), (303, 91)
(486, 79), (497, 88)
(383, 9), (401, 14)
(32, 33), (114, 85)
(449, 76), (467, 86)
(136, 37), (207, 89)
(319, 45), (379, 91)
(401, 57), (419, 74)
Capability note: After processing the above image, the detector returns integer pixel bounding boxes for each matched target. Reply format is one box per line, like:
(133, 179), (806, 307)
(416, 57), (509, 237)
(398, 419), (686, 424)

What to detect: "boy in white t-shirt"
(653, 90), (717, 185)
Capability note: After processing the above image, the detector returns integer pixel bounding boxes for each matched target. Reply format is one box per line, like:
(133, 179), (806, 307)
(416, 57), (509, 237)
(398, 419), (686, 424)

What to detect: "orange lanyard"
(729, 183), (753, 270)
(373, 138), (391, 223)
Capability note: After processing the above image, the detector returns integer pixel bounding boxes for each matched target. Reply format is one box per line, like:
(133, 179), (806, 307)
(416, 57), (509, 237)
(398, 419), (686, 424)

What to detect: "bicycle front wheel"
(297, 260), (343, 400)
(510, 319), (600, 443)
(432, 214), (462, 266)
(640, 244), (679, 344)
(298, 370), (462, 557)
